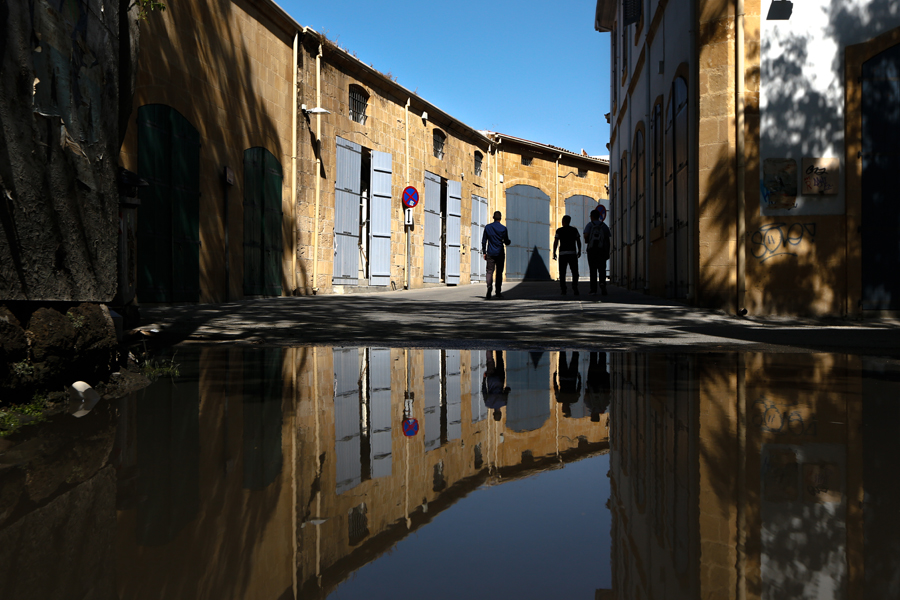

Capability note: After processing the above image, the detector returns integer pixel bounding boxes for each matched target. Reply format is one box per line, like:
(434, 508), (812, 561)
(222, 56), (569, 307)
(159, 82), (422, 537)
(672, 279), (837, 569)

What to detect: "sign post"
(402, 187), (418, 290)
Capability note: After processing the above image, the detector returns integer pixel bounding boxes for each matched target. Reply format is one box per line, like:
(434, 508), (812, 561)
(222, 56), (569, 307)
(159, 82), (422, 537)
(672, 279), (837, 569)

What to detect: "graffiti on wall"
(750, 222), (816, 263)
(753, 395), (818, 436)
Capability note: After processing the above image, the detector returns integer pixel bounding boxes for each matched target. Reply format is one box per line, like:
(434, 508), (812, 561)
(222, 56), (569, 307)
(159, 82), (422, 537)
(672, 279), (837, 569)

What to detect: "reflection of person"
(553, 351), (581, 418)
(583, 209), (611, 296)
(482, 350), (511, 421)
(584, 352), (611, 422)
(481, 211), (512, 300)
(552, 215), (582, 296)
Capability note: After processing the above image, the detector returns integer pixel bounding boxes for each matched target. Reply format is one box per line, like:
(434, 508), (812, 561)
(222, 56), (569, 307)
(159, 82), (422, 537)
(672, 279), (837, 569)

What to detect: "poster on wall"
(762, 158), (798, 210)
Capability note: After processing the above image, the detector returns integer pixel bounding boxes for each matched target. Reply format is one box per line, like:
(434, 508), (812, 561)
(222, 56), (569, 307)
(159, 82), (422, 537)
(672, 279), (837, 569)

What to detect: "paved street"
(137, 282), (900, 357)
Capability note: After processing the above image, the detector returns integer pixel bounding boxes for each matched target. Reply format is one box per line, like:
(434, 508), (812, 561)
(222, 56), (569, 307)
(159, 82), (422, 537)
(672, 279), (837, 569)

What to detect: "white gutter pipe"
(312, 43), (323, 293)
(291, 32), (298, 294)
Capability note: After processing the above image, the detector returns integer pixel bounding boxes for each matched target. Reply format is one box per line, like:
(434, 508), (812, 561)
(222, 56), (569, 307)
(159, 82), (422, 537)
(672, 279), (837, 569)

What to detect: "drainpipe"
(735, 0), (747, 315)
(291, 32), (299, 295)
(312, 43), (323, 294)
(405, 98), (411, 289)
(555, 154), (561, 221)
(689, 0), (699, 301)
(736, 353), (747, 600)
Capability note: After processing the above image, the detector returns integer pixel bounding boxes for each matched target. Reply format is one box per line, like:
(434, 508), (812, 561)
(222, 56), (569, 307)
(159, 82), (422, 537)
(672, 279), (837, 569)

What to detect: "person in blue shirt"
(481, 211), (512, 300)
(482, 350), (511, 421)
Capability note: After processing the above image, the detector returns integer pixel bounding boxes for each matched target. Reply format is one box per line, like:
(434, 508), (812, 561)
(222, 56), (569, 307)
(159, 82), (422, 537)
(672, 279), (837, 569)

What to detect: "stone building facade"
(595, 0), (900, 316)
(118, 0), (608, 305)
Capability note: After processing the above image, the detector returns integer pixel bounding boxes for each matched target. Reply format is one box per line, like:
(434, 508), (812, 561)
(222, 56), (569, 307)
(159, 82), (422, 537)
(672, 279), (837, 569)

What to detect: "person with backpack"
(583, 208), (611, 296)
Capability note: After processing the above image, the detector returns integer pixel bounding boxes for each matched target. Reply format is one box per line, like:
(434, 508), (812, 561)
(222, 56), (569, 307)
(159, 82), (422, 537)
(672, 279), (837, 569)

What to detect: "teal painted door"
(137, 105), (201, 302)
(243, 147), (283, 297)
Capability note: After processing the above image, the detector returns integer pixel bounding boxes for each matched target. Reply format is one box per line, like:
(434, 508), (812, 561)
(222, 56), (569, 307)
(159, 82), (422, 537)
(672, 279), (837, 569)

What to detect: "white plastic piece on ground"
(68, 381), (101, 418)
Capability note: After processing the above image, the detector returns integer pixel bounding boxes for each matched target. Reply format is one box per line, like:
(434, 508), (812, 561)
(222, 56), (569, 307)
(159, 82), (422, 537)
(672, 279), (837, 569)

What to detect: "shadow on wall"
(134, 0), (307, 300)
(762, 0), (899, 154)
(523, 246), (551, 281)
(701, 145), (845, 315)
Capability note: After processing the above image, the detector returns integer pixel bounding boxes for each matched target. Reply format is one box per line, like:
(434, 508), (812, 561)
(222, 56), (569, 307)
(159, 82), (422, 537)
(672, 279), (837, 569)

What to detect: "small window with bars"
(577, 168), (587, 178)
(349, 85), (368, 125)
(474, 151), (483, 176)
(433, 129), (446, 159)
(521, 156), (533, 166)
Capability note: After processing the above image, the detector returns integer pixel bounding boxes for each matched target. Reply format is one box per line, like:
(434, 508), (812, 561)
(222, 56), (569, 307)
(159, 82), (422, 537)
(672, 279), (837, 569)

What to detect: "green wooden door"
(137, 105), (200, 302)
(243, 147), (283, 296)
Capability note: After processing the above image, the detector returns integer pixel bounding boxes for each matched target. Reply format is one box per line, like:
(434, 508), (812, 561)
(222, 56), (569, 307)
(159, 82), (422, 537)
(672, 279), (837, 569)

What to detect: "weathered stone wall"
(0, 0), (120, 302)
(0, 304), (118, 402)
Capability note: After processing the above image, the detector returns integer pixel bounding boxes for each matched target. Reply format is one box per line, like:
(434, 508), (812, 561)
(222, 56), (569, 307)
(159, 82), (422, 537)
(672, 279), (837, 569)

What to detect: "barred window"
(474, 151), (483, 176)
(349, 85), (368, 125)
(521, 156), (533, 166)
(577, 168), (588, 178)
(433, 129), (446, 159)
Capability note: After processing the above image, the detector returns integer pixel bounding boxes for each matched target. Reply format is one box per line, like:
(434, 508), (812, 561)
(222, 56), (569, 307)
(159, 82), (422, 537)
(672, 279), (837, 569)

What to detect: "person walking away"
(583, 208), (611, 296)
(553, 351), (582, 418)
(483, 350), (511, 421)
(481, 211), (512, 300)
(584, 351), (611, 422)
(553, 215), (582, 295)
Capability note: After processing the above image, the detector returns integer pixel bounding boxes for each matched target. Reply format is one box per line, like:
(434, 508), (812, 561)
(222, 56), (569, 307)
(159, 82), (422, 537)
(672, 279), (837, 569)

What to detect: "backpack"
(588, 221), (610, 258)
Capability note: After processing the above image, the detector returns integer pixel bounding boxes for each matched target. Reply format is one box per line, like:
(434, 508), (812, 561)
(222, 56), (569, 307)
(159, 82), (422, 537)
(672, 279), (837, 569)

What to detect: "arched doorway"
(505, 184), (551, 280)
(136, 105), (201, 302)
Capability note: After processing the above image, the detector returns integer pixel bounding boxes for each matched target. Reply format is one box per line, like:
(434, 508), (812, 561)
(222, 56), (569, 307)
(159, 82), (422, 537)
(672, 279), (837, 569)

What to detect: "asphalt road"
(137, 282), (900, 358)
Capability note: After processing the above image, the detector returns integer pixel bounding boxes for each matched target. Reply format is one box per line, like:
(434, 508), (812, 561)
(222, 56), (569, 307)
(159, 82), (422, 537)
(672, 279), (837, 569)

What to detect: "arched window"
(474, 151), (483, 176)
(632, 130), (645, 289)
(349, 85), (368, 125)
(665, 76), (689, 298)
(432, 129), (446, 159)
(650, 103), (663, 228)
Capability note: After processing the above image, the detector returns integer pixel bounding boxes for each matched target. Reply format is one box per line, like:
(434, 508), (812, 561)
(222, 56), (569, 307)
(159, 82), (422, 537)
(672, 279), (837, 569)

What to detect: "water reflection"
(1, 349), (899, 599)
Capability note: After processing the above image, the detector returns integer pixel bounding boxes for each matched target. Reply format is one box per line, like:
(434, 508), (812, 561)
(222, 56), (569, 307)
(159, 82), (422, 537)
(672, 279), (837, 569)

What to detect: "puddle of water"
(1, 348), (899, 600)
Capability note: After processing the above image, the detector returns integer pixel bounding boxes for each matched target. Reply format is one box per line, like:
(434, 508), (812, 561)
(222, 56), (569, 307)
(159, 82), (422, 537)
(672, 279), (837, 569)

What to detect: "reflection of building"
(594, 0), (900, 315)
(108, 346), (609, 599)
(296, 348), (610, 597)
(119, 0), (608, 304)
(607, 353), (900, 599)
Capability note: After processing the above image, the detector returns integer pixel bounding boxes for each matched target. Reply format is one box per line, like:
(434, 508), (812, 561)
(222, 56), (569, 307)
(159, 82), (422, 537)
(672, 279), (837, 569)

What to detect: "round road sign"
(402, 186), (419, 209)
(402, 418), (419, 437)
(598, 204), (608, 222)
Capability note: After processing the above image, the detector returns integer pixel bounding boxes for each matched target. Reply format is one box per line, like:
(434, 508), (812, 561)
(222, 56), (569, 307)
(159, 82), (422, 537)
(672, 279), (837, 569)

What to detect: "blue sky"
(280, 0), (612, 158)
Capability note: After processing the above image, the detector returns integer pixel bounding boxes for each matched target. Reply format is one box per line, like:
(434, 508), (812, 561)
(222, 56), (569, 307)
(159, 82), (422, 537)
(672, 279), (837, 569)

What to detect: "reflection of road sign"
(402, 418), (419, 437)
(402, 186), (419, 208)
(598, 205), (607, 222)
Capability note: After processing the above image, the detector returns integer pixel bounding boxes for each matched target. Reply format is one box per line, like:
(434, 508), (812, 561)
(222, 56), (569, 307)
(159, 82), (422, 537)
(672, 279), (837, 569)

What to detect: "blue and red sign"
(402, 418), (419, 437)
(402, 186), (419, 209)
(597, 204), (608, 222)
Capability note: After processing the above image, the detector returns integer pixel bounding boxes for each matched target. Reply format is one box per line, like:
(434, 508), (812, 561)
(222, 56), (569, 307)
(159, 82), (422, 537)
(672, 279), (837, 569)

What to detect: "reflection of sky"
(328, 454), (612, 600)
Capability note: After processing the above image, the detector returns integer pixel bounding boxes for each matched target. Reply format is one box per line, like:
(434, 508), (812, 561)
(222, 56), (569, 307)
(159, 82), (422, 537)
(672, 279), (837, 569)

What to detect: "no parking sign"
(597, 204), (607, 222)
(402, 418), (419, 437)
(402, 186), (419, 209)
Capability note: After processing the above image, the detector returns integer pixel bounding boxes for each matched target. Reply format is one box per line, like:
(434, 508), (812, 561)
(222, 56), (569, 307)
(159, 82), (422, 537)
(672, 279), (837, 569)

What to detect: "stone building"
(595, 0), (900, 316)
(118, 0), (608, 305)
